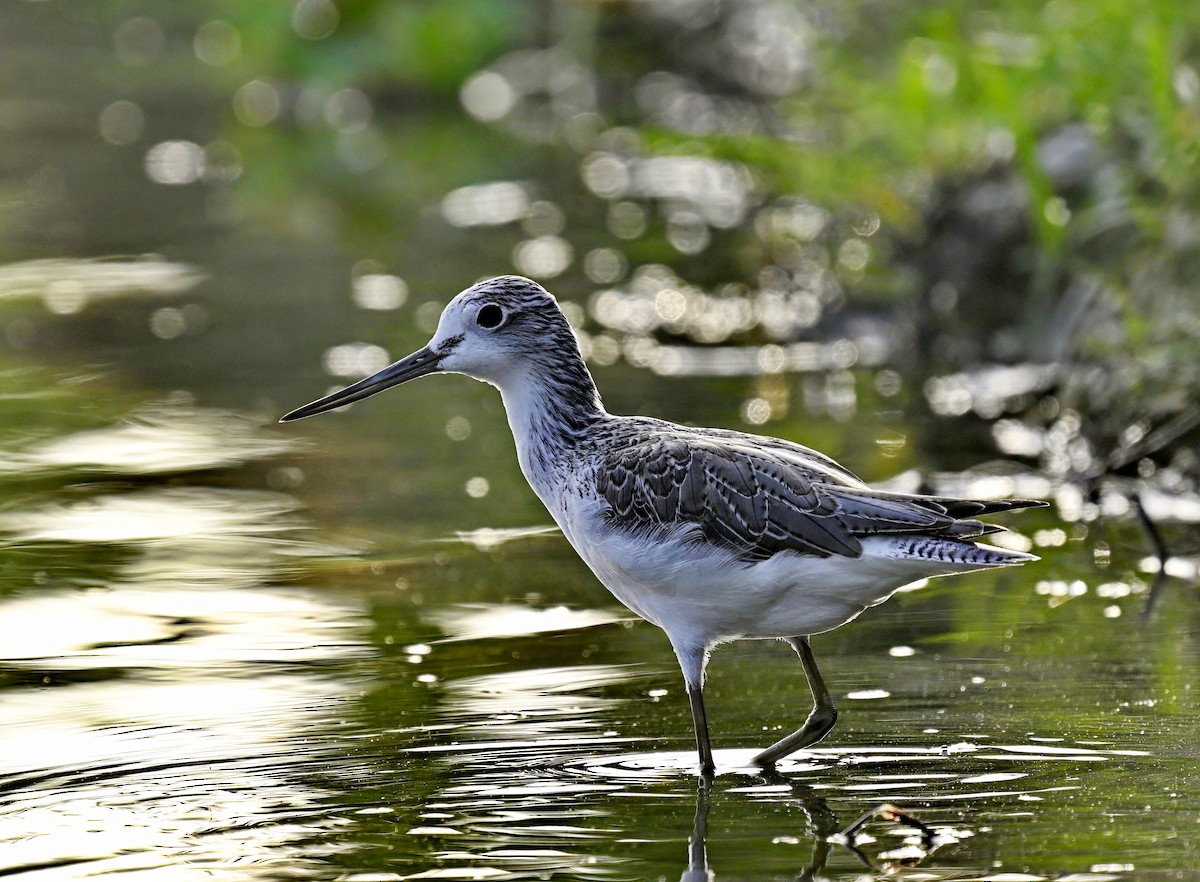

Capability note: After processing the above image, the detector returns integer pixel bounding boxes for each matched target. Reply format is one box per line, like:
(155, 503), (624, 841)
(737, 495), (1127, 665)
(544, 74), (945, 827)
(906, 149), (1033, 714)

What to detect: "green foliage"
(213, 0), (529, 92)
(660, 1), (1200, 234)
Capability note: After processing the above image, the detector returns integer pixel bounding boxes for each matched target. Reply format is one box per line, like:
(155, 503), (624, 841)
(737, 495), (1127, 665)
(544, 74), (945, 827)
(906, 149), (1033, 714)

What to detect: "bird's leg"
(687, 682), (716, 775)
(752, 636), (837, 768)
(672, 640), (716, 776)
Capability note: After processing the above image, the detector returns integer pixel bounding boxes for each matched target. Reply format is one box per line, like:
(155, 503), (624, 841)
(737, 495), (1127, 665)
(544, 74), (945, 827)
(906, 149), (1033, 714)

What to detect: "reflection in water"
(684, 780), (960, 881)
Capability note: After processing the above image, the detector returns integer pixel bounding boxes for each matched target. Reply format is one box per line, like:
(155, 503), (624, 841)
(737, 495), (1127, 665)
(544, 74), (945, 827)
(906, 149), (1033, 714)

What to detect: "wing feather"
(594, 426), (1040, 563)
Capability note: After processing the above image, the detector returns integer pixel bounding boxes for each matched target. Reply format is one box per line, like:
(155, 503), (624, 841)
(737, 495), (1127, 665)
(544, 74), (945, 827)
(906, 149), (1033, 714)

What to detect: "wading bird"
(282, 276), (1041, 775)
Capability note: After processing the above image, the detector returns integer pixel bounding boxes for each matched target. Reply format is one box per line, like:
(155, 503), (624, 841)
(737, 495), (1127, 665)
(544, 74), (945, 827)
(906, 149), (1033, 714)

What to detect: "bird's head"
(280, 275), (576, 422)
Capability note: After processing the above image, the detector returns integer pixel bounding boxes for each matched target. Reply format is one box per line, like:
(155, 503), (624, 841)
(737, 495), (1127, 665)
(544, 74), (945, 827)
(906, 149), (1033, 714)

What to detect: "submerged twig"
(841, 802), (936, 847)
(1135, 492), (1170, 623)
(836, 802), (938, 870)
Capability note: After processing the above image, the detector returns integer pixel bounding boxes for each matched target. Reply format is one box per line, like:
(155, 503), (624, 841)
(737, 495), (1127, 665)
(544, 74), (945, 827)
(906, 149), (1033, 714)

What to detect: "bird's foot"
(751, 706), (838, 768)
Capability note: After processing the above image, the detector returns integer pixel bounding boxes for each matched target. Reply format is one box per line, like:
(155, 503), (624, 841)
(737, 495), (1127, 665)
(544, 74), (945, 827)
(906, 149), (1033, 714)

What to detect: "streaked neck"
(498, 353), (605, 480)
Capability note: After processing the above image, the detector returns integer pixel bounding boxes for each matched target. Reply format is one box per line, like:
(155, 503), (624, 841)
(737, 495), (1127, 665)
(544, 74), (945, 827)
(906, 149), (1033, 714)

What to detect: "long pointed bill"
(280, 346), (442, 422)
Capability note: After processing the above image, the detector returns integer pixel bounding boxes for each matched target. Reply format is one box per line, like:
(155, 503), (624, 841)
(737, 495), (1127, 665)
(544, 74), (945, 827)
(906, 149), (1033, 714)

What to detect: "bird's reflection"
(682, 774), (944, 882)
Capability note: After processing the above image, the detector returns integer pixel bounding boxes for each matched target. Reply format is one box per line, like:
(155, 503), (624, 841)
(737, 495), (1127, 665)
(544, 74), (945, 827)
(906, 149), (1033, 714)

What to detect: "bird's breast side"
(557, 499), (953, 645)
(517, 460), (640, 603)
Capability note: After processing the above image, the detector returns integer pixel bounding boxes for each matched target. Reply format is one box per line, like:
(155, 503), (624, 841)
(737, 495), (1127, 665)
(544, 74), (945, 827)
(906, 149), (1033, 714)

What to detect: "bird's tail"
(884, 536), (1038, 570)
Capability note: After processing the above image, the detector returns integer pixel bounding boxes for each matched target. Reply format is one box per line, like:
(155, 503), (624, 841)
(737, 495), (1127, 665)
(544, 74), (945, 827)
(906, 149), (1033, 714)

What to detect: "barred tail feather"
(965, 541), (1039, 566)
(883, 536), (1039, 569)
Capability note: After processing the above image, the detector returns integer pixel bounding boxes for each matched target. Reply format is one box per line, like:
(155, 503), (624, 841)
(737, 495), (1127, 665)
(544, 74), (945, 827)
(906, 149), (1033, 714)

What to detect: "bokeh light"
(292, 0), (338, 40)
(98, 100), (145, 146)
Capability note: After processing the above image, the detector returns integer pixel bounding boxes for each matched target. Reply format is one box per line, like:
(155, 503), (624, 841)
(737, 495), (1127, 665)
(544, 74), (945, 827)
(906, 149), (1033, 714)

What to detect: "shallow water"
(2, 3), (1199, 880)
(1, 394), (1195, 880)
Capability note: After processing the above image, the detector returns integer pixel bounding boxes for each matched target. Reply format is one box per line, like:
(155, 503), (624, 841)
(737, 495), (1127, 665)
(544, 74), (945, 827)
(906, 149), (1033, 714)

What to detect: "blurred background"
(1, 1), (1198, 879)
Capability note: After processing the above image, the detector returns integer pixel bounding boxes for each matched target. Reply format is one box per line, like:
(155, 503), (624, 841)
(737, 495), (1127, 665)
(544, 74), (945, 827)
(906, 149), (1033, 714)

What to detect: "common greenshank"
(282, 275), (1042, 775)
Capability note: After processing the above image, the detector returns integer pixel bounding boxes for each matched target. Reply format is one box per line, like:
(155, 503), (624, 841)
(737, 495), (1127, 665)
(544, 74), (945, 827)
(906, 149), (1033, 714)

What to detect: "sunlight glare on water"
(1, 634), (367, 879)
(0, 257), (203, 314)
(425, 602), (630, 642)
(4, 406), (296, 476)
(0, 391), (371, 879)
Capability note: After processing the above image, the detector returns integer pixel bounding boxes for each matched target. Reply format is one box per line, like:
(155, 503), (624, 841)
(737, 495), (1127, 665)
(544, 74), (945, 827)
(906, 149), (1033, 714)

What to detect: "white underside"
(547, 491), (1019, 657)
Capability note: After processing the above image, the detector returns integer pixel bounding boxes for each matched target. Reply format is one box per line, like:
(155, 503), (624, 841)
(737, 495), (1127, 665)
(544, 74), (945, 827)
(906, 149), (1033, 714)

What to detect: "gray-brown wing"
(596, 434), (972, 561)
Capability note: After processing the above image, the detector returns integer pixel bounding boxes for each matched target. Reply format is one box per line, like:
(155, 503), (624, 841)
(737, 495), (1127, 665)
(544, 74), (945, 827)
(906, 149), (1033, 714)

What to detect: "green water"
(2, 3), (1198, 880)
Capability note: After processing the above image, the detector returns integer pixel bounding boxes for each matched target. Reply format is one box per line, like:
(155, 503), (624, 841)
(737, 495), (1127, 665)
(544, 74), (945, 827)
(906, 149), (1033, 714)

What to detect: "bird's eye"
(476, 304), (505, 329)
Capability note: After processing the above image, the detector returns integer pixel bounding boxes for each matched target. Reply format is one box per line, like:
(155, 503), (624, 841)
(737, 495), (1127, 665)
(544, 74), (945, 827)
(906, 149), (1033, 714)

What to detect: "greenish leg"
(752, 636), (838, 768)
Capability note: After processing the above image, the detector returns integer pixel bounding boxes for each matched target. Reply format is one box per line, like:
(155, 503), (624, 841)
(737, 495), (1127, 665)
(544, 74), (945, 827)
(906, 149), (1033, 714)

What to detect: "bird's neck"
(497, 351), (605, 483)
